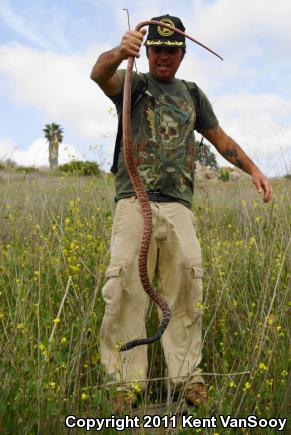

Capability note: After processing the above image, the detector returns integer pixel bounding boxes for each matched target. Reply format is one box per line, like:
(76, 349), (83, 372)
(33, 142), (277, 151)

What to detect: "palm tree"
(43, 123), (63, 169)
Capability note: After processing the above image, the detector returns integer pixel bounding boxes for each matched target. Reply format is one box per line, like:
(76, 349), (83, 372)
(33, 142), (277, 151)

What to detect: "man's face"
(147, 47), (184, 81)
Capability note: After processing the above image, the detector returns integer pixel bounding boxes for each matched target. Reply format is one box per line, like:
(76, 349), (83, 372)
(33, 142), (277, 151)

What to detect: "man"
(90, 14), (272, 411)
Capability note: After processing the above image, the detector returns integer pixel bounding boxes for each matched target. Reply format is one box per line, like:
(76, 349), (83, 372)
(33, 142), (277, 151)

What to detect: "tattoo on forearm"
(207, 127), (251, 173)
(235, 159), (244, 169)
(222, 146), (245, 170)
(222, 147), (238, 158)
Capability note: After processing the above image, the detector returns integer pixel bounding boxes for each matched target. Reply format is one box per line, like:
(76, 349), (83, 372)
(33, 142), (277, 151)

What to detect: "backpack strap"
(110, 73), (149, 175)
(182, 80), (201, 121)
(182, 79), (206, 153)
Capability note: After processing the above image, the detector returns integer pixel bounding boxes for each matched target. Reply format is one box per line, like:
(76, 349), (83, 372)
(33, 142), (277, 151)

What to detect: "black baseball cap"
(144, 14), (186, 48)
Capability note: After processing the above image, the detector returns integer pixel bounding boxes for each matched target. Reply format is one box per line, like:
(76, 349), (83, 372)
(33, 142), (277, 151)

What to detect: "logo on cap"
(157, 18), (175, 37)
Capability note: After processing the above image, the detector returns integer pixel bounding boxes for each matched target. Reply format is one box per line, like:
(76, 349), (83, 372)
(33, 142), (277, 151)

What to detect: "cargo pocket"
(172, 310), (194, 347)
(105, 266), (121, 279)
(177, 311), (193, 327)
(101, 265), (124, 313)
(191, 265), (203, 280)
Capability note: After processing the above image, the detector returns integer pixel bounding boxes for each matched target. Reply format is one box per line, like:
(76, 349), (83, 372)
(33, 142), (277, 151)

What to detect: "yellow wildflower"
(53, 317), (61, 324)
(258, 362), (268, 372)
(243, 382), (251, 392)
(267, 315), (274, 326)
(131, 381), (141, 394)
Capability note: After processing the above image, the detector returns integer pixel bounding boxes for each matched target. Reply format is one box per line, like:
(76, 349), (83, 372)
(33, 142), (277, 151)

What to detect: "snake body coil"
(119, 21), (222, 352)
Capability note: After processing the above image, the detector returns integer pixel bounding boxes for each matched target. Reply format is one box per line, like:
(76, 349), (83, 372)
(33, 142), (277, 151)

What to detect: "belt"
(116, 192), (176, 203)
(145, 191), (176, 202)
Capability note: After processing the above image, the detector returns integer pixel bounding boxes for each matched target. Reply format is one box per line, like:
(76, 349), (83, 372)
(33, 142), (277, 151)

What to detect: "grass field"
(0, 170), (290, 434)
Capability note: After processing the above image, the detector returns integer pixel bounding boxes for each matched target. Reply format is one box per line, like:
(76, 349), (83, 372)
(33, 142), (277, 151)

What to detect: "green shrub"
(59, 160), (101, 176)
(219, 168), (230, 182)
(5, 159), (17, 168)
(15, 166), (39, 173)
(0, 159), (17, 170)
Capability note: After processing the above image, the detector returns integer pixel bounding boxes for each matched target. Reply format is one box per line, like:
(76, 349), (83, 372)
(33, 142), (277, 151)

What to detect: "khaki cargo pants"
(100, 197), (204, 390)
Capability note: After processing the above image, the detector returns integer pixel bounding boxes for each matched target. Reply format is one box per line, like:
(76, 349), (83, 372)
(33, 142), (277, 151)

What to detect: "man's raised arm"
(90, 29), (146, 96)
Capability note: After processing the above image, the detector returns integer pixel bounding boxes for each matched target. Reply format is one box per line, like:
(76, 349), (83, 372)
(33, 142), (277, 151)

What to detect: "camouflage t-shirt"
(109, 70), (218, 209)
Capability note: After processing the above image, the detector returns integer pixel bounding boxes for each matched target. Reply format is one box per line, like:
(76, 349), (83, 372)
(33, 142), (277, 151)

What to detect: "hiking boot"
(112, 390), (137, 414)
(185, 383), (208, 406)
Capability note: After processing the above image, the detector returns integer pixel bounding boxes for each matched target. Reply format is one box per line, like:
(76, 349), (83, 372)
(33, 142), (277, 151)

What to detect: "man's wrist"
(112, 46), (126, 64)
(250, 166), (263, 178)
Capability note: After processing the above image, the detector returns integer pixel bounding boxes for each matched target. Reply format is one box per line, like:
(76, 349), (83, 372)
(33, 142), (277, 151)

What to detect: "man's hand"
(90, 29), (147, 96)
(251, 169), (272, 202)
(118, 29), (147, 60)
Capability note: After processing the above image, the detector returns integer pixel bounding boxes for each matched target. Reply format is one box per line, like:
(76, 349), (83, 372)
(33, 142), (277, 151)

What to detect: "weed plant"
(0, 171), (290, 434)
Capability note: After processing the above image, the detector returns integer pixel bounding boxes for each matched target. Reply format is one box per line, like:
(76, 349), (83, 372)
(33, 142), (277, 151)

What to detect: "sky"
(0, 0), (290, 176)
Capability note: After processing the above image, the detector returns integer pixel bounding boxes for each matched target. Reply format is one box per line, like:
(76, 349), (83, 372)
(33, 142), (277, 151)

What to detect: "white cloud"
(0, 137), (84, 167)
(189, 0), (291, 49)
(0, 42), (118, 140)
(206, 93), (291, 176)
(0, 137), (17, 160)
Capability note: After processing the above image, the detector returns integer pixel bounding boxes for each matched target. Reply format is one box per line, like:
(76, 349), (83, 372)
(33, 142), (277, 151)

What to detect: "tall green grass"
(0, 171), (290, 434)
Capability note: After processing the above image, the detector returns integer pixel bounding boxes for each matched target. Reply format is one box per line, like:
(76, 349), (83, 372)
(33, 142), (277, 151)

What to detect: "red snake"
(119, 21), (222, 352)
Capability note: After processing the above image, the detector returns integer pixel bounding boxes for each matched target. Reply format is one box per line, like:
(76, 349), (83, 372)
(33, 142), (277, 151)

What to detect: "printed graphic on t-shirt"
(132, 93), (196, 192)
